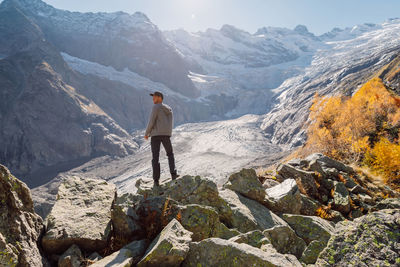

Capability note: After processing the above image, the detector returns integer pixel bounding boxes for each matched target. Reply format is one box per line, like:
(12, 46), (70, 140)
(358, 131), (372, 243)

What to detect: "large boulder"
(299, 193), (320, 216)
(281, 214), (335, 244)
(282, 214), (335, 263)
(229, 230), (270, 248)
(332, 181), (351, 214)
(179, 204), (238, 241)
(305, 153), (354, 176)
(0, 164), (46, 267)
(223, 168), (266, 203)
(137, 219), (192, 267)
(263, 225), (307, 259)
(136, 175), (232, 221)
(374, 197), (400, 210)
(42, 176), (116, 254)
(182, 237), (302, 267)
(219, 189), (287, 233)
(91, 239), (148, 267)
(264, 179), (302, 214)
(316, 209), (400, 266)
(276, 163), (318, 198)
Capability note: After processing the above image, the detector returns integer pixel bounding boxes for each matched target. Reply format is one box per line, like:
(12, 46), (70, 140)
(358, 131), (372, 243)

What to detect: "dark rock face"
(0, 164), (46, 266)
(316, 209), (400, 267)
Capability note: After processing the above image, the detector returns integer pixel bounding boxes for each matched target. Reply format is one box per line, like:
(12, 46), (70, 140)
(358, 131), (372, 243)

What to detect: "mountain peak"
(294, 24), (309, 34)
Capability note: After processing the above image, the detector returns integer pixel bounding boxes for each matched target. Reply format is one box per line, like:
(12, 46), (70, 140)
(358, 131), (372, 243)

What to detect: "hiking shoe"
(171, 174), (180, 180)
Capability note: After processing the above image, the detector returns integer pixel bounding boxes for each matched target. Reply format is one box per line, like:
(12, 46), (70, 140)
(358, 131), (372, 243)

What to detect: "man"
(144, 91), (179, 187)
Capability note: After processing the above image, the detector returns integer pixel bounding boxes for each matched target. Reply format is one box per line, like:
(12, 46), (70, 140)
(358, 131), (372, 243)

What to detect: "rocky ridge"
(1, 152), (399, 266)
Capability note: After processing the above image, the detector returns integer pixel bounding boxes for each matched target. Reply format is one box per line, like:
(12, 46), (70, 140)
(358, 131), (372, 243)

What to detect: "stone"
(229, 230), (270, 248)
(332, 181), (351, 214)
(276, 163), (318, 198)
(316, 209), (400, 266)
(219, 189), (287, 233)
(91, 240), (148, 267)
(88, 252), (103, 262)
(264, 178), (302, 214)
(223, 168), (266, 203)
(262, 178), (280, 189)
(350, 184), (368, 194)
(42, 176), (116, 254)
(0, 164), (46, 267)
(299, 193), (320, 216)
(136, 175), (232, 221)
(182, 238), (302, 267)
(137, 219), (192, 267)
(305, 153), (354, 175)
(263, 225), (307, 259)
(58, 244), (82, 267)
(358, 192), (375, 205)
(281, 214), (335, 245)
(300, 240), (326, 264)
(179, 204), (238, 241)
(374, 197), (400, 210)
(340, 172), (357, 188)
(111, 193), (143, 239)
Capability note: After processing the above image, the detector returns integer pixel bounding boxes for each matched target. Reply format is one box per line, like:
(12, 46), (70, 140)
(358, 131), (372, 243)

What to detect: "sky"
(20, 0), (400, 34)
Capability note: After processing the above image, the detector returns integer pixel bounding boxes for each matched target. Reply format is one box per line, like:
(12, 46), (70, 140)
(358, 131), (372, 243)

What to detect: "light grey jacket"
(145, 103), (173, 137)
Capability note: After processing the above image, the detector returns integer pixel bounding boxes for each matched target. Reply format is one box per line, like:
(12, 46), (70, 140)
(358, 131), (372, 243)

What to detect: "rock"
(58, 244), (82, 267)
(263, 225), (307, 259)
(358, 192), (375, 205)
(264, 178), (302, 214)
(340, 172), (357, 188)
(137, 219), (192, 267)
(305, 153), (354, 175)
(91, 240), (148, 267)
(300, 193), (320, 216)
(350, 209), (363, 219)
(287, 158), (309, 169)
(332, 181), (350, 214)
(374, 198), (400, 210)
(229, 230), (270, 248)
(262, 178), (280, 189)
(300, 240), (326, 264)
(316, 209), (400, 266)
(179, 204), (238, 241)
(223, 168), (266, 203)
(111, 193), (143, 240)
(350, 184), (368, 194)
(281, 214), (335, 244)
(42, 176), (116, 254)
(136, 175), (232, 221)
(276, 163), (318, 198)
(88, 252), (103, 262)
(182, 238), (302, 267)
(219, 189), (287, 233)
(0, 164), (46, 267)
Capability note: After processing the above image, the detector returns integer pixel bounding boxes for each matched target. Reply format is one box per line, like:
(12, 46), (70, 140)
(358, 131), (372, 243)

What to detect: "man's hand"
(144, 135), (149, 140)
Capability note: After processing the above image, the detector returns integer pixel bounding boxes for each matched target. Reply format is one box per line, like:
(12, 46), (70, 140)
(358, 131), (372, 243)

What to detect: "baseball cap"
(149, 91), (163, 100)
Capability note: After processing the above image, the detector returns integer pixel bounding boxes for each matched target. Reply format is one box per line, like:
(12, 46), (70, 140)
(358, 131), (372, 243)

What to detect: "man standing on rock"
(144, 91), (179, 187)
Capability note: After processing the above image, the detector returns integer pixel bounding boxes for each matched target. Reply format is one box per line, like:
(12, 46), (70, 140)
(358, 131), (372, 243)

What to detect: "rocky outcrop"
(316, 209), (400, 266)
(0, 164), (46, 267)
(182, 237), (302, 267)
(264, 178), (302, 214)
(263, 225), (306, 259)
(223, 168), (266, 203)
(228, 230), (270, 248)
(41, 176), (116, 254)
(137, 219), (192, 267)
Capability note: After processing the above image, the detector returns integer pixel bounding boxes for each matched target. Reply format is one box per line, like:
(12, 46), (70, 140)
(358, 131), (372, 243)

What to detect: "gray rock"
(182, 237), (302, 267)
(305, 153), (354, 175)
(219, 189), (287, 233)
(137, 219), (192, 267)
(276, 163), (318, 198)
(301, 240), (326, 264)
(264, 178), (302, 214)
(340, 172), (357, 188)
(42, 176), (116, 254)
(111, 193), (143, 239)
(91, 239), (148, 267)
(58, 244), (82, 267)
(229, 230), (270, 248)
(262, 178), (280, 189)
(350, 184), (368, 194)
(223, 168), (266, 203)
(300, 193), (320, 216)
(263, 225), (307, 259)
(374, 198), (400, 210)
(332, 181), (350, 214)
(179, 204), (238, 241)
(281, 214), (335, 244)
(0, 165), (46, 267)
(88, 252), (103, 262)
(358, 192), (375, 205)
(316, 209), (400, 266)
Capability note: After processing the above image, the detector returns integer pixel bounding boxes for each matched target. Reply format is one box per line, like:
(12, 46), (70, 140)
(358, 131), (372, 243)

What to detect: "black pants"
(151, 135), (177, 182)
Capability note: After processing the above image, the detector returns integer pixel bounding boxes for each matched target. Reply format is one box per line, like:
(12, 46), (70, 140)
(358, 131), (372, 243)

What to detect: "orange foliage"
(303, 77), (400, 184)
